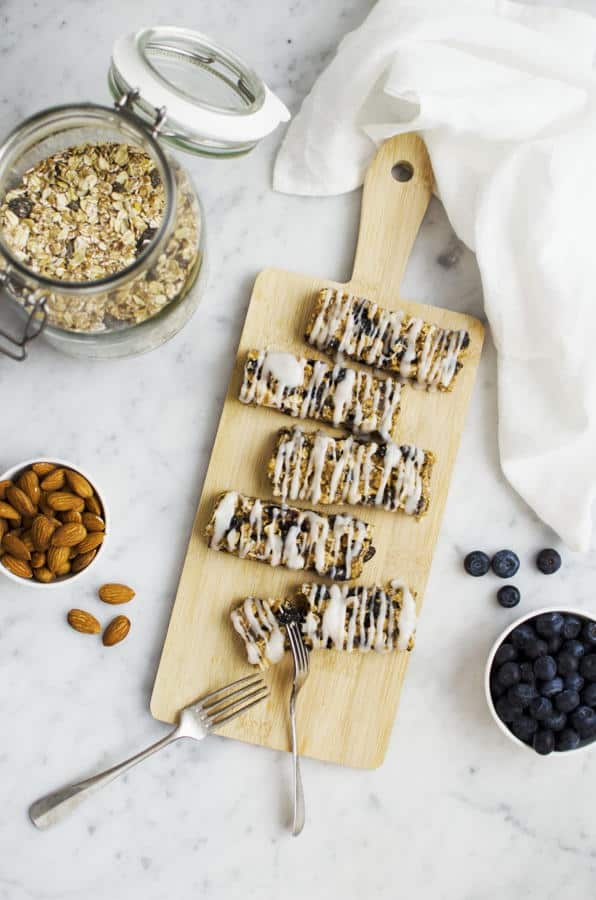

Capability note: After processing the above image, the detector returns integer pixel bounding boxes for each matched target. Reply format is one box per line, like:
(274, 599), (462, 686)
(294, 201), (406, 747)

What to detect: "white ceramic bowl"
(0, 457), (108, 589)
(485, 606), (596, 755)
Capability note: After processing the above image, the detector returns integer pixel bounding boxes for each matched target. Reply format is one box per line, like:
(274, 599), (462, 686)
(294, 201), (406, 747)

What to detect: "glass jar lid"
(109, 26), (290, 157)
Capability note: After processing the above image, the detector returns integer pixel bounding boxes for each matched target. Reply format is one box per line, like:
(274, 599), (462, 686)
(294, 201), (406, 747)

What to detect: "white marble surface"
(1, 2), (596, 898)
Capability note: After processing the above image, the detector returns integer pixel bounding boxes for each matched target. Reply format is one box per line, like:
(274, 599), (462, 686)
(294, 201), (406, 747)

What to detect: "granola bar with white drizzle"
(239, 349), (403, 440)
(268, 426), (434, 517)
(230, 580), (417, 668)
(306, 287), (470, 391)
(206, 491), (375, 580)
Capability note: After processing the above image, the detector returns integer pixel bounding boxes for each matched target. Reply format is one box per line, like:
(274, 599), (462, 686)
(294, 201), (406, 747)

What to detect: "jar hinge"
(114, 88), (167, 138)
(0, 272), (48, 361)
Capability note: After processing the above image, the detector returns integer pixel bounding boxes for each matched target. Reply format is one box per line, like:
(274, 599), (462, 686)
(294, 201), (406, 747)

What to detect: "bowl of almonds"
(0, 458), (107, 587)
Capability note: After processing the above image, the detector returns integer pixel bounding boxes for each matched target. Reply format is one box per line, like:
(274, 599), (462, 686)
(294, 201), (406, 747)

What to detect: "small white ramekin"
(0, 457), (108, 590)
(485, 606), (596, 755)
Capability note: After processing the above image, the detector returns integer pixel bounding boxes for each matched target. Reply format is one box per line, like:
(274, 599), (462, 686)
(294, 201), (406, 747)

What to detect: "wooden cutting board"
(151, 133), (484, 769)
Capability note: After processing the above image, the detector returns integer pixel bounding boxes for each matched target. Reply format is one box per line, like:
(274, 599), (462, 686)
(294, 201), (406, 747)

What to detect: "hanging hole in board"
(391, 161), (414, 182)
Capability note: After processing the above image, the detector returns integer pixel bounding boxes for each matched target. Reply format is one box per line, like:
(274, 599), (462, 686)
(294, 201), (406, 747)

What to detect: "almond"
(0, 500), (21, 522)
(30, 552), (46, 569)
(98, 583), (135, 605)
(0, 518), (7, 541)
(6, 485), (36, 518)
(47, 545), (70, 573)
(76, 531), (104, 554)
(103, 615), (130, 646)
(65, 469), (94, 499)
(55, 561), (71, 577)
(31, 462), (56, 476)
(2, 532), (31, 561)
(38, 495), (55, 517)
(71, 549), (97, 573)
(51, 523), (87, 548)
(33, 566), (54, 583)
(40, 468), (65, 491)
(0, 479), (12, 500)
(61, 509), (82, 524)
(2, 555), (32, 578)
(20, 530), (35, 552)
(85, 494), (103, 516)
(47, 491), (85, 512)
(68, 609), (101, 635)
(17, 470), (41, 506)
(81, 512), (105, 532)
(31, 515), (57, 551)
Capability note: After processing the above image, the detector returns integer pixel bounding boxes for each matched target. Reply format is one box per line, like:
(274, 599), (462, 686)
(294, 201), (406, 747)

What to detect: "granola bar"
(268, 426), (434, 517)
(306, 287), (470, 390)
(230, 580), (417, 668)
(239, 348), (403, 440)
(206, 491), (375, 580)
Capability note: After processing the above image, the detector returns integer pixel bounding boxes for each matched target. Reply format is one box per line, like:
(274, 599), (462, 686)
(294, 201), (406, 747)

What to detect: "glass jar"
(0, 26), (288, 360)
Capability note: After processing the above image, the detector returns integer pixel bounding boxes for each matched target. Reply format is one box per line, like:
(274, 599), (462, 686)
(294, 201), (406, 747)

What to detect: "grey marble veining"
(1, 1), (595, 898)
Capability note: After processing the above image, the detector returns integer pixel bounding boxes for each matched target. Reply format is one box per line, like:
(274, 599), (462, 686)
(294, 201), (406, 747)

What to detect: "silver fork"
(29, 674), (269, 830)
(286, 619), (310, 836)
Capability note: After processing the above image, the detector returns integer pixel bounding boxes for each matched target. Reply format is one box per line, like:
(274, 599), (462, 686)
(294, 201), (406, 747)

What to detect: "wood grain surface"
(150, 134), (484, 768)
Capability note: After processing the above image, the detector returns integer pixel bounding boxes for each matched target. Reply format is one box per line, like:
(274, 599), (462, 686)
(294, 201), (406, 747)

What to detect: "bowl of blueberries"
(486, 608), (596, 755)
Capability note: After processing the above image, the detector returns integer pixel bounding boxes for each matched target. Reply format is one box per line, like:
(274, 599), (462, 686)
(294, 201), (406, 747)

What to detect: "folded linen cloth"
(274, 0), (596, 551)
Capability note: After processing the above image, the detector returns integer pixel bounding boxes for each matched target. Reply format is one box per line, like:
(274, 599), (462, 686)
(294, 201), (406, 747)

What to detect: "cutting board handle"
(350, 133), (434, 299)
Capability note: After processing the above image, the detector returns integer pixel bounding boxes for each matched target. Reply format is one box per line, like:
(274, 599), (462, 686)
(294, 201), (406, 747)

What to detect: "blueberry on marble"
(529, 696), (553, 721)
(563, 673), (584, 693)
(543, 710), (567, 732)
(579, 654), (596, 681)
(510, 623), (536, 650)
(562, 616), (582, 640)
(535, 612), (565, 639)
(582, 621), (596, 646)
(524, 638), (548, 660)
(557, 652), (579, 676)
(495, 696), (523, 724)
(570, 706), (596, 739)
(556, 728), (581, 751)
(536, 548), (561, 575)
(533, 729), (555, 755)
(491, 550), (520, 579)
(508, 682), (538, 707)
(554, 689), (580, 713)
(497, 661), (521, 688)
(540, 677), (564, 698)
(510, 716), (538, 742)
(582, 683), (596, 707)
(562, 639), (585, 659)
(497, 585), (520, 609)
(493, 643), (517, 667)
(533, 655), (557, 681)
(464, 550), (490, 576)
(520, 661), (536, 684)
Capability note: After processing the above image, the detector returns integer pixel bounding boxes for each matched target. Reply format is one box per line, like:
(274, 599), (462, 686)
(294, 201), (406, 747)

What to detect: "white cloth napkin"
(274, 0), (596, 551)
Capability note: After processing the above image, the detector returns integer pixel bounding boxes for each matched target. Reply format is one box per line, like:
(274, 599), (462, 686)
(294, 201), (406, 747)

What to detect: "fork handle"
(290, 689), (305, 836)
(29, 729), (179, 830)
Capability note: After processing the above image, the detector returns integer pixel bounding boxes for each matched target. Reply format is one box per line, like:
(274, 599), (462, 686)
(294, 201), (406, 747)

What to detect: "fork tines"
(198, 673), (269, 728)
(286, 620), (309, 673)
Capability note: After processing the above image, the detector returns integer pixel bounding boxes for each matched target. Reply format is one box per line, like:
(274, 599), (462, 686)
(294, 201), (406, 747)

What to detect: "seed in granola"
(136, 226), (158, 256)
(149, 168), (161, 188)
(111, 181), (125, 193)
(8, 196), (33, 219)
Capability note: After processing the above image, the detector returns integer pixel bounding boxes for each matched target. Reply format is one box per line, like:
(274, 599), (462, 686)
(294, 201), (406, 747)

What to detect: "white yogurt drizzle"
(307, 288), (468, 390)
(272, 427), (428, 516)
(239, 348), (401, 440)
(209, 491), (372, 579)
(230, 597), (285, 667)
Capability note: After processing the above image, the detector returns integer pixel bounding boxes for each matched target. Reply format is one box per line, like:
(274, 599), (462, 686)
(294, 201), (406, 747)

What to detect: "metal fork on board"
(29, 674), (269, 830)
(286, 619), (310, 836)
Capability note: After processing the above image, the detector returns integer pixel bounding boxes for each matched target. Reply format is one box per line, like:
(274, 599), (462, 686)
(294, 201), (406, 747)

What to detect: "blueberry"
(497, 661), (521, 688)
(497, 585), (520, 608)
(540, 677), (564, 698)
(562, 616), (582, 640)
(557, 652), (579, 676)
(508, 683), (538, 707)
(571, 706), (596, 739)
(510, 716), (538, 743)
(492, 550), (520, 579)
(543, 710), (567, 731)
(556, 728), (580, 751)
(524, 639), (548, 660)
(490, 675), (506, 699)
(561, 639), (585, 659)
(554, 689), (580, 713)
(547, 635), (563, 654)
(582, 683), (596, 707)
(579, 654), (596, 681)
(564, 673), (584, 693)
(536, 548), (561, 575)
(520, 661), (536, 684)
(493, 643), (517, 667)
(533, 729), (555, 755)
(535, 612), (565, 639)
(464, 550), (490, 576)
(528, 696), (553, 721)
(495, 696), (523, 723)
(582, 621), (596, 646)
(533, 655), (557, 681)
(510, 623), (536, 650)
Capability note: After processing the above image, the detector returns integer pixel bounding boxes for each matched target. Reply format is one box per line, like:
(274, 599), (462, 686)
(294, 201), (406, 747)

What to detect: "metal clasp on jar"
(0, 269), (48, 361)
